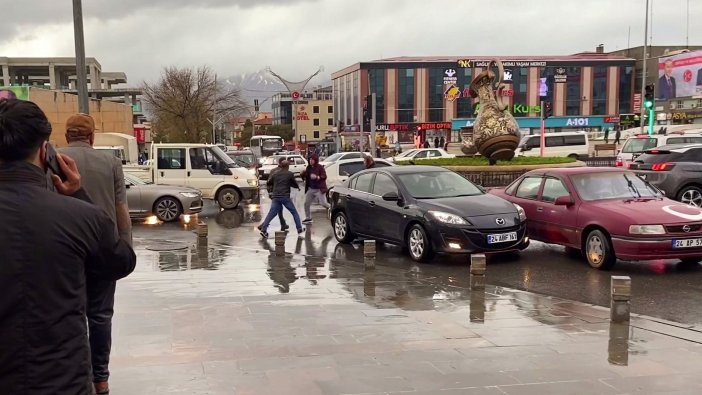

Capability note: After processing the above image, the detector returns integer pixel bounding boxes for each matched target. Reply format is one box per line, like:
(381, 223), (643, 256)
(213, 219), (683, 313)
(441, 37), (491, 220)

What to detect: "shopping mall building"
(331, 50), (636, 145)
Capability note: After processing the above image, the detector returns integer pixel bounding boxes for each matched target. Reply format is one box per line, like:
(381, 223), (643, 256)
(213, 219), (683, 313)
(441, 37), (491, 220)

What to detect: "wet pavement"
(109, 192), (702, 393)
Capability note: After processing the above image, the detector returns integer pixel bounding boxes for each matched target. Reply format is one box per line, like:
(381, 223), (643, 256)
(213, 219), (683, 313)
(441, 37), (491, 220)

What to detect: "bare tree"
(143, 66), (248, 143)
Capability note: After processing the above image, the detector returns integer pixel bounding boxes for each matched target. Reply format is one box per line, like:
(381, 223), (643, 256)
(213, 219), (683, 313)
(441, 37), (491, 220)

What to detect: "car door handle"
(369, 201), (376, 207)
(187, 171), (191, 177)
(346, 194), (353, 199)
(160, 171), (164, 177)
(536, 207), (544, 212)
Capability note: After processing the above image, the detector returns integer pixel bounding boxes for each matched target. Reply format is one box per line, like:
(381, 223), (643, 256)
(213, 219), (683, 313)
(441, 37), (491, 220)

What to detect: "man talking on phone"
(0, 99), (136, 394)
(59, 113), (132, 395)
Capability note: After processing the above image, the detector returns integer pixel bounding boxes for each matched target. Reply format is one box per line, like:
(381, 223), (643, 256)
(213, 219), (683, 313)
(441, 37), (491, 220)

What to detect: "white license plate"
(487, 232), (518, 244)
(672, 238), (702, 249)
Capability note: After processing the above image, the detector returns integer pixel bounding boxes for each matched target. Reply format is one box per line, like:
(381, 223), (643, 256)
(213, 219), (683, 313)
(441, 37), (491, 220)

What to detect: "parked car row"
(328, 164), (702, 270)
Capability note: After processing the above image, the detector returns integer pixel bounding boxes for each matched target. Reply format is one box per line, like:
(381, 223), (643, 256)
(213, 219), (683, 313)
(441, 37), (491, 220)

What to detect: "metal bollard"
(608, 321), (630, 366)
(364, 240), (376, 269)
(470, 254), (487, 289)
(274, 231), (286, 256)
(469, 289), (486, 323)
(196, 221), (208, 238)
(610, 276), (631, 323)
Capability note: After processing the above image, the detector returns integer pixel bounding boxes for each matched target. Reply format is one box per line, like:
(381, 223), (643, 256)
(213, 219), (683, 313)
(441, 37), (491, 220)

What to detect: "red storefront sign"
(604, 116), (621, 124)
(376, 122), (452, 131)
(134, 128), (145, 143)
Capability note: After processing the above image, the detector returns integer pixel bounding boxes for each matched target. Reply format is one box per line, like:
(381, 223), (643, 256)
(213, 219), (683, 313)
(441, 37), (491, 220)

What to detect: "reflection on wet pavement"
(112, 230), (702, 393)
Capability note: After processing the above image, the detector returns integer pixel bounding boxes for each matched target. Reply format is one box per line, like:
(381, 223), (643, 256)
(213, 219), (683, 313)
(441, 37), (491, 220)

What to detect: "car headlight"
(629, 224), (665, 235)
(514, 203), (527, 222)
(428, 211), (468, 225)
(247, 179), (259, 187)
(179, 192), (200, 198)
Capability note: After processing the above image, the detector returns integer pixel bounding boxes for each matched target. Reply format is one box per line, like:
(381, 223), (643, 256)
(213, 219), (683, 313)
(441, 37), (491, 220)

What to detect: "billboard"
(0, 86), (29, 101)
(657, 50), (702, 100)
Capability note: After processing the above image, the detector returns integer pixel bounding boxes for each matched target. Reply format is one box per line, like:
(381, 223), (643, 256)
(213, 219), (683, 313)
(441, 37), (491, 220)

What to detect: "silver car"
(631, 143), (702, 206)
(125, 173), (203, 222)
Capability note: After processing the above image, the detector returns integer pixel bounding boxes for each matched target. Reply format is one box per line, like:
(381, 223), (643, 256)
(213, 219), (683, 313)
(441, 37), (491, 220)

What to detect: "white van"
(616, 129), (702, 168)
(124, 144), (259, 209)
(514, 131), (589, 158)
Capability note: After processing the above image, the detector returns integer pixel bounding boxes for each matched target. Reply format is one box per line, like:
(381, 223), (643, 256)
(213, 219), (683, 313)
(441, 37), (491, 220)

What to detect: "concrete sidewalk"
(110, 234), (702, 394)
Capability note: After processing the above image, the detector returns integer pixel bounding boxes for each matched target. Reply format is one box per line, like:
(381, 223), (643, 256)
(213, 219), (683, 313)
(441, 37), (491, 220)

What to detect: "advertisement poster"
(657, 50), (702, 100)
(0, 86), (29, 100)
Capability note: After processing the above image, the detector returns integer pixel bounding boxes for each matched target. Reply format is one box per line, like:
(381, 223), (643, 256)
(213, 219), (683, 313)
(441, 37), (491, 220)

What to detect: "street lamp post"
(72, 0), (89, 113)
(639, 0), (650, 135)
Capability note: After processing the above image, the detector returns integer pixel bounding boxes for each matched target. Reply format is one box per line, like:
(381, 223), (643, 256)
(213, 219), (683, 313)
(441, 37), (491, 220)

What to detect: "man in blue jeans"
(258, 160), (305, 238)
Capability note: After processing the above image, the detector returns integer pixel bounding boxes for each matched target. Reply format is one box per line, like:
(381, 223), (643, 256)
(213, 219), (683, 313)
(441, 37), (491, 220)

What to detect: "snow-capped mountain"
(226, 69), (330, 111)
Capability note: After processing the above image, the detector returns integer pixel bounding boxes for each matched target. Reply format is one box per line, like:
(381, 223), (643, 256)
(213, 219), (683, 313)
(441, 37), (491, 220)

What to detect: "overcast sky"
(0, 0), (698, 86)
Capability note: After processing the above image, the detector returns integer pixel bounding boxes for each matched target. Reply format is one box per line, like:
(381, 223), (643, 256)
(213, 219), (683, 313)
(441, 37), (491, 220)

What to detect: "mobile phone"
(45, 143), (66, 181)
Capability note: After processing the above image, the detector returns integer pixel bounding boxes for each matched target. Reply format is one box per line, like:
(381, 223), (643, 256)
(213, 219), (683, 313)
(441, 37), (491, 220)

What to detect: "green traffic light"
(644, 101), (653, 109)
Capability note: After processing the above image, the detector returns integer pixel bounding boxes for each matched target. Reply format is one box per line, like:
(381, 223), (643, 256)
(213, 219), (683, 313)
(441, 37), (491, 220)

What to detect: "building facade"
(332, 53), (636, 142)
(294, 99), (334, 144)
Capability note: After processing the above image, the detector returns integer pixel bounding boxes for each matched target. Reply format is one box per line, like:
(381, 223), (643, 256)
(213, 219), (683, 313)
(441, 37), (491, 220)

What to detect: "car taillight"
(651, 162), (675, 171)
(615, 157), (623, 167)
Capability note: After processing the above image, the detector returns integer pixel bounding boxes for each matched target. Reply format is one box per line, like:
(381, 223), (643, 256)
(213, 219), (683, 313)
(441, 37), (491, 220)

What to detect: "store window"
(566, 67), (582, 116)
(592, 66), (607, 116)
(352, 71), (359, 125)
(369, 69), (385, 124)
(511, 67), (528, 111)
(398, 69), (415, 123)
(428, 68), (445, 122)
(457, 68), (473, 118)
(619, 66), (633, 114)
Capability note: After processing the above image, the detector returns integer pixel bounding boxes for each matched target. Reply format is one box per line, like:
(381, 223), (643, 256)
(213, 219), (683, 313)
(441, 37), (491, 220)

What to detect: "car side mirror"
(125, 184), (131, 189)
(382, 192), (400, 202)
(554, 195), (575, 207)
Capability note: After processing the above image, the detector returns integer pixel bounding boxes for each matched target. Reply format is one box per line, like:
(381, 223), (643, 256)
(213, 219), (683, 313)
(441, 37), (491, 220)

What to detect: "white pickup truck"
(124, 144), (259, 209)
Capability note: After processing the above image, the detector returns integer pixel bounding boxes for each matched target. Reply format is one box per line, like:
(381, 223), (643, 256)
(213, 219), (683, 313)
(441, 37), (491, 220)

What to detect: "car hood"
(419, 194), (519, 224)
(134, 184), (200, 194)
(586, 198), (702, 224)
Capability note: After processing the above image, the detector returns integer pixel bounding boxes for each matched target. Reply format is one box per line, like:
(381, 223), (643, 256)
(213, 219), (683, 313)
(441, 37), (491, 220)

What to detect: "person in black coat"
(0, 99), (136, 395)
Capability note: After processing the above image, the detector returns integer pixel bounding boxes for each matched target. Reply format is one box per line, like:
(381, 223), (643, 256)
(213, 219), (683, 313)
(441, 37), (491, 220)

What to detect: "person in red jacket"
(301, 154), (330, 224)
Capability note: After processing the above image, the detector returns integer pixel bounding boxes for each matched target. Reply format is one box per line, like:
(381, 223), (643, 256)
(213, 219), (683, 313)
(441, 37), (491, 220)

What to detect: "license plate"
(487, 232), (518, 244)
(672, 238), (702, 249)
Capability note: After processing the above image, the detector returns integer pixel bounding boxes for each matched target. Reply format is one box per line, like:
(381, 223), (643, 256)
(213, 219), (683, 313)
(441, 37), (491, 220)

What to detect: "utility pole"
(72, 0), (89, 113)
(370, 93), (377, 156)
(540, 101), (545, 157)
(212, 74), (217, 144)
(639, 0), (650, 135)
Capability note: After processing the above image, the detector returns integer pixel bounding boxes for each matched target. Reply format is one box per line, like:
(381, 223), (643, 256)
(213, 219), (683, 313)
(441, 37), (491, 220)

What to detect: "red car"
(491, 167), (702, 270)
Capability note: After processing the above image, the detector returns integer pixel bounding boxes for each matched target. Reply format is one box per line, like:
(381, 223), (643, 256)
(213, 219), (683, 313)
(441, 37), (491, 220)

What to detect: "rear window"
(622, 138), (658, 153)
(636, 149), (702, 164)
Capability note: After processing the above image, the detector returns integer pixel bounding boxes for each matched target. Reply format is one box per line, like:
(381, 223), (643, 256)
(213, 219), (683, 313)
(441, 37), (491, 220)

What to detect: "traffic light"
(254, 99), (260, 112)
(543, 101), (553, 119)
(644, 84), (655, 109)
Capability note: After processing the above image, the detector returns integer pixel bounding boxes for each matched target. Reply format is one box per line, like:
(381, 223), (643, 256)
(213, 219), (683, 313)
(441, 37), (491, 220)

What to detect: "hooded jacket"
(301, 154), (327, 193)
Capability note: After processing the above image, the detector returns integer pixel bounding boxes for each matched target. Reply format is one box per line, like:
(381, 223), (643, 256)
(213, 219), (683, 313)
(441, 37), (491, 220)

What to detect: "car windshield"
(323, 153), (344, 163)
(262, 139), (283, 149)
(396, 149), (417, 158)
(621, 137), (657, 153)
(397, 171), (483, 199)
(571, 172), (661, 201)
(228, 152), (254, 166)
(262, 156), (281, 165)
(125, 174), (149, 185)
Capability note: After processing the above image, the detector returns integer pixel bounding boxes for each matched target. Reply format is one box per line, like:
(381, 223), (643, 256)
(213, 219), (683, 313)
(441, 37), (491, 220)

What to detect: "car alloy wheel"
(679, 187), (702, 207)
(407, 224), (433, 262)
(155, 197), (181, 222)
(333, 212), (354, 243)
(585, 229), (616, 270)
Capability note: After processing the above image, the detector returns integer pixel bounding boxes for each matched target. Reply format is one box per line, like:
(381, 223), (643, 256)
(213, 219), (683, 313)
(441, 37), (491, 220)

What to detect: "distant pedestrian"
(440, 136), (446, 150)
(258, 160), (304, 238)
(423, 140), (430, 149)
(614, 128), (621, 145)
(266, 157), (289, 232)
(434, 136), (440, 148)
(364, 154), (376, 169)
(301, 154), (330, 224)
(375, 146), (381, 158)
(395, 140), (401, 154)
(604, 128), (610, 144)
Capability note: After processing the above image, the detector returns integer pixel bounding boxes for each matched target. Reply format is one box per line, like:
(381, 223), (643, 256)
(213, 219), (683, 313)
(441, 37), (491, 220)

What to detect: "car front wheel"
(218, 187), (241, 209)
(678, 186), (702, 207)
(333, 211), (355, 243)
(154, 197), (182, 222)
(407, 224), (434, 263)
(585, 230), (616, 270)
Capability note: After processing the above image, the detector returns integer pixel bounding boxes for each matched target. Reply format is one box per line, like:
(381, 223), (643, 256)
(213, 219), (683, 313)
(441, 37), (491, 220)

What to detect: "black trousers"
(87, 279), (116, 383)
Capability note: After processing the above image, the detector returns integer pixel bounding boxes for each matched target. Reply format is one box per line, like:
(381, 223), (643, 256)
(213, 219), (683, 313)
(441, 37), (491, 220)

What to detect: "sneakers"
(297, 227), (306, 238)
(94, 382), (109, 395)
(281, 224), (289, 232)
(257, 225), (269, 239)
(302, 218), (313, 224)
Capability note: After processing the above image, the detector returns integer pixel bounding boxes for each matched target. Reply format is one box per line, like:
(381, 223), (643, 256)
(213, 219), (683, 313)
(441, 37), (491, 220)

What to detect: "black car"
(631, 143), (702, 206)
(329, 166), (529, 262)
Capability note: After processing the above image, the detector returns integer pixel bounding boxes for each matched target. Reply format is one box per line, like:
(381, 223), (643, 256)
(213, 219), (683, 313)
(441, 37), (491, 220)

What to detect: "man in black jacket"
(258, 160), (305, 238)
(266, 157), (289, 231)
(0, 99), (136, 395)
